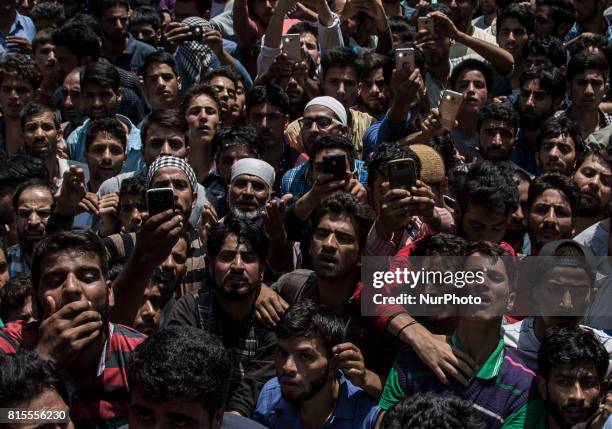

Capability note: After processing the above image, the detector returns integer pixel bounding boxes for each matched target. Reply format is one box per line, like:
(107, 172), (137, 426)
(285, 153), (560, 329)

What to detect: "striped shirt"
(379, 335), (546, 429)
(0, 321), (146, 428)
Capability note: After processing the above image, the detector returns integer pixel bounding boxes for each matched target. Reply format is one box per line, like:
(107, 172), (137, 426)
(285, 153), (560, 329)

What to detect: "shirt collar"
(124, 35), (138, 54)
(451, 333), (505, 380)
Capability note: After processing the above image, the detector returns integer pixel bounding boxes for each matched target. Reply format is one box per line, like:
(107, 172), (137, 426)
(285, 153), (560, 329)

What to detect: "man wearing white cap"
(280, 96), (369, 198)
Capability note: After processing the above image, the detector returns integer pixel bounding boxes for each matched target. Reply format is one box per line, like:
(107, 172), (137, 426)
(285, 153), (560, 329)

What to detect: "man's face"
(573, 155), (612, 218)
(525, 54), (555, 71)
(461, 253), (513, 319)
(439, 0), (474, 31)
(101, 5), (130, 45)
(16, 187), (53, 252)
(232, 80), (246, 122)
(150, 166), (195, 222)
(538, 134), (577, 176)
(527, 189), (574, 250)
(85, 131), (126, 186)
(212, 234), (263, 300)
(81, 83), (121, 120)
(518, 79), (554, 131)
(573, 0), (600, 23)
(38, 250), (112, 324)
(478, 119), (516, 162)
(252, 0), (277, 26)
(301, 32), (319, 64)
(321, 66), (358, 109)
(133, 283), (163, 335)
(248, 102), (288, 148)
(143, 123), (189, 166)
(33, 42), (58, 81)
(497, 17), (529, 60)
(480, 0), (495, 14)
(208, 76), (236, 124)
(10, 388), (75, 429)
(217, 146), (253, 185)
(130, 23), (159, 46)
(507, 179), (529, 237)
(143, 63), (181, 110)
(119, 193), (148, 233)
(461, 203), (509, 243)
(310, 212), (360, 279)
(538, 363), (603, 429)
(130, 389), (222, 429)
(569, 70), (608, 111)
(534, 266), (593, 325)
(0, 77), (34, 119)
(275, 336), (331, 403)
(276, 69), (306, 105)
(185, 94), (221, 145)
(23, 111), (60, 159)
(454, 69), (488, 115)
(55, 46), (80, 82)
(358, 67), (389, 117)
(61, 69), (84, 124)
(300, 105), (345, 152)
(156, 236), (188, 292)
(534, 5), (556, 37)
(229, 174), (270, 220)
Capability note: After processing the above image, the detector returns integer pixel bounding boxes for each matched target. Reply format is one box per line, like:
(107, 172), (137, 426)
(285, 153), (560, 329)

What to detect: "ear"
(116, 89), (123, 105)
(107, 279), (115, 308)
(506, 291), (516, 313)
(536, 375), (548, 399)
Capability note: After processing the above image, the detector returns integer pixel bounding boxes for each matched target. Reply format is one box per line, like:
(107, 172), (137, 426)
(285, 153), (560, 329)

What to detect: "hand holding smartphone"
(388, 158), (418, 191)
(395, 48), (415, 71)
(281, 34), (301, 61)
(147, 188), (175, 217)
(417, 16), (435, 34)
(323, 154), (347, 182)
(438, 90), (464, 131)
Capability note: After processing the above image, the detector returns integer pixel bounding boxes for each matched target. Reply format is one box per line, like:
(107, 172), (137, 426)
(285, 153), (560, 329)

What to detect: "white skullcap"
(230, 158), (276, 190)
(304, 96), (347, 126)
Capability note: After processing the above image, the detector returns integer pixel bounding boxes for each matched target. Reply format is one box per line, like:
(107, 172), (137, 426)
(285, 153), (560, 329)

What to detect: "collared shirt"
(0, 12), (36, 59)
(280, 160), (368, 198)
(380, 334), (546, 429)
(564, 15), (612, 44)
(253, 372), (381, 429)
(7, 243), (27, 278)
(110, 35), (157, 74)
(0, 320), (145, 428)
(67, 114), (145, 174)
(555, 106), (612, 136)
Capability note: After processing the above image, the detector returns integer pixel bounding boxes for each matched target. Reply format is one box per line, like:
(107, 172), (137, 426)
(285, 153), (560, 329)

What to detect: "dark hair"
(389, 16), (414, 45)
(455, 161), (519, 216)
(0, 274), (34, 322)
(568, 33), (609, 57)
(575, 148), (611, 175)
(92, 0), (130, 17)
(212, 126), (259, 161)
(308, 134), (357, 172)
(207, 216), (269, 263)
(287, 21), (318, 38)
(512, 168), (532, 185)
(414, 3), (453, 20)
(523, 36), (565, 69)
(12, 178), (54, 213)
(0, 54), (42, 90)
(381, 392), (486, 429)
(519, 66), (566, 103)
(412, 233), (468, 256)
(538, 326), (609, 380)
(366, 142), (422, 190)
(0, 351), (63, 407)
(31, 229), (109, 291)
(477, 103), (519, 133)
(20, 101), (60, 132)
(567, 50), (609, 84)
(246, 84), (290, 116)
(119, 175), (147, 201)
(32, 29), (56, 55)
(535, 0), (576, 34)
(527, 173), (580, 216)
(128, 326), (232, 415)
(80, 61), (121, 93)
(201, 66), (238, 88)
(30, 3), (66, 28)
(449, 58), (494, 93)
(52, 22), (101, 62)
(313, 191), (375, 251)
(496, 3), (535, 35)
(141, 109), (188, 147)
(175, 0), (212, 16)
(321, 47), (358, 81)
(357, 52), (393, 85)
(179, 83), (221, 120)
(465, 241), (517, 292)
(0, 154), (49, 189)
(536, 116), (584, 156)
(130, 5), (161, 29)
(85, 117), (127, 152)
(428, 134), (461, 174)
(276, 299), (345, 357)
(140, 51), (178, 78)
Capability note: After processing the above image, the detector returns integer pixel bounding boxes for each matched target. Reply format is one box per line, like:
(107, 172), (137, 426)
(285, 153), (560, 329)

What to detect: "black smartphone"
(147, 188), (175, 216)
(188, 24), (204, 41)
(388, 158), (418, 190)
(323, 154), (346, 181)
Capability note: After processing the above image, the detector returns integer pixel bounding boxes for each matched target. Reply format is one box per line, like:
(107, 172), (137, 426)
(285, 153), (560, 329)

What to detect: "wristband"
(396, 320), (419, 339)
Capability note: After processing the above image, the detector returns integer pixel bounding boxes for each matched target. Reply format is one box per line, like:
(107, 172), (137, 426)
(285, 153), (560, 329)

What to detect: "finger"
(142, 209), (174, 230)
(256, 307), (276, 328)
(441, 361), (469, 386)
(55, 299), (92, 319)
(44, 295), (57, 319)
(271, 295), (289, 313)
(432, 365), (450, 386)
(69, 325), (102, 350)
(71, 309), (102, 325)
(451, 346), (477, 371)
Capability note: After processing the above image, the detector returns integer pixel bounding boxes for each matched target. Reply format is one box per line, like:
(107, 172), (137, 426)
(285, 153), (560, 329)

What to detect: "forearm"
(263, 1), (289, 50)
(267, 234), (294, 273)
(362, 370), (385, 399)
(455, 32), (514, 76)
(388, 99), (413, 126)
(292, 190), (319, 221)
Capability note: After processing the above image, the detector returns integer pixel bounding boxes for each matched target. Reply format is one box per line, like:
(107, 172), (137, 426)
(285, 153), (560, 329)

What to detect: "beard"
(481, 146), (511, 162)
(281, 363), (331, 403)
(519, 111), (546, 131)
(545, 392), (600, 429)
(228, 197), (266, 221)
(215, 275), (260, 301)
(577, 194), (602, 217)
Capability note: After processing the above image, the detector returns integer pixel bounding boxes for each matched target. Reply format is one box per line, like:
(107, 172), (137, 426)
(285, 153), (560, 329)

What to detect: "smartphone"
(418, 16), (435, 34)
(188, 24), (204, 41)
(147, 188), (175, 216)
(395, 48), (415, 71)
(323, 154), (346, 181)
(388, 158), (418, 191)
(438, 90), (464, 131)
(281, 33), (301, 61)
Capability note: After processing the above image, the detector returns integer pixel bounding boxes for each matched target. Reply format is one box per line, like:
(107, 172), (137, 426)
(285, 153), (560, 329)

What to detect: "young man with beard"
(536, 117), (584, 177)
(140, 52), (182, 111)
(202, 67), (239, 127)
(356, 53), (392, 120)
(93, 0), (156, 73)
(168, 218), (276, 417)
(99, 176), (148, 236)
(84, 118), (127, 194)
(573, 149), (612, 234)
(537, 327), (610, 429)
(60, 68), (86, 138)
(511, 67), (566, 175)
(253, 300), (381, 428)
(0, 55), (41, 158)
(534, 0), (576, 40)
(564, 0), (611, 45)
(0, 229), (147, 428)
(476, 102), (520, 165)
(504, 169), (531, 255)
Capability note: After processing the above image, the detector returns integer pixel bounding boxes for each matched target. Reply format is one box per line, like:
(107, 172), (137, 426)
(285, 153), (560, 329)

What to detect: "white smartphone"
(438, 90), (464, 131)
(395, 48), (415, 71)
(281, 33), (301, 61)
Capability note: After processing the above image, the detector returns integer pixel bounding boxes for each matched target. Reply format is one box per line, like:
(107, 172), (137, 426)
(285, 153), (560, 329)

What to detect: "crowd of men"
(1, 0), (612, 426)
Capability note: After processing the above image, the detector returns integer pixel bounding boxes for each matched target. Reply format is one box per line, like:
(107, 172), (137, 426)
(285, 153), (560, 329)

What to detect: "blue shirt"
(362, 110), (413, 161)
(66, 115), (145, 174)
(280, 160), (368, 198)
(0, 12), (36, 59)
(564, 15), (612, 44)
(112, 35), (157, 74)
(253, 372), (381, 429)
